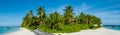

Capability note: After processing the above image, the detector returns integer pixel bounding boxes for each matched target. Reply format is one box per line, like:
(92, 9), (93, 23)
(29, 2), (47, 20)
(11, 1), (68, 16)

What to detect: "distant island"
(21, 5), (102, 33)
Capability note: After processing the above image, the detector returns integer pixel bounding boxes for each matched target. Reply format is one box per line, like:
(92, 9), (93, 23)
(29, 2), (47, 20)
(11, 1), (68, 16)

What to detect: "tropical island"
(21, 5), (102, 33)
(4, 5), (120, 35)
(1, 0), (120, 35)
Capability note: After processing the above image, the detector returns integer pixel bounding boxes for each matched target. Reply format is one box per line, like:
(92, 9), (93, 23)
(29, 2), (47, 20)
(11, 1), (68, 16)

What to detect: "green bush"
(26, 26), (36, 30)
(80, 24), (89, 30)
(37, 23), (81, 33)
(61, 24), (81, 33)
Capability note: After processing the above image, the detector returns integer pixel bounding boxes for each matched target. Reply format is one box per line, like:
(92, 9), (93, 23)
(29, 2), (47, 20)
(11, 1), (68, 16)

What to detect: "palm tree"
(47, 11), (64, 30)
(21, 5), (102, 31)
(22, 10), (34, 28)
(21, 13), (29, 27)
(48, 11), (58, 29)
(37, 6), (46, 28)
(63, 5), (74, 25)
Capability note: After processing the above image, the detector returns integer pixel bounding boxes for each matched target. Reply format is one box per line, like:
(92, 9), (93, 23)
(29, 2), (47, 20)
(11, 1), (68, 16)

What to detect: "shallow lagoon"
(0, 26), (20, 34)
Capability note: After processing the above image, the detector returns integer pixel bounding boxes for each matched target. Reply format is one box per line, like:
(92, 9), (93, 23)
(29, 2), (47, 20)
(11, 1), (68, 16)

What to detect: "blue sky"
(0, 0), (120, 26)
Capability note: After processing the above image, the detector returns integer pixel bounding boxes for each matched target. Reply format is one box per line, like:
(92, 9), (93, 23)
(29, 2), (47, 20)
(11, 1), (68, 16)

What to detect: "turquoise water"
(0, 26), (20, 34)
(103, 25), (120, 31)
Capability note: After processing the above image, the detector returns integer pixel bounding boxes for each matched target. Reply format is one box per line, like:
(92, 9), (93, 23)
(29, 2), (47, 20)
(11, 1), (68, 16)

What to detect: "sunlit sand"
(53, 28), (120, 35)
(5, 28), (35, 35)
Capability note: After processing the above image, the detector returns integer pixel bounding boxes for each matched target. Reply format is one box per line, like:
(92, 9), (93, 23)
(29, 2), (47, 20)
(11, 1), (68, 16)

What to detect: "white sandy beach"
(53, 28), (120, 35)
(3, 27), (120, 35)
(4, 28), (35, 35)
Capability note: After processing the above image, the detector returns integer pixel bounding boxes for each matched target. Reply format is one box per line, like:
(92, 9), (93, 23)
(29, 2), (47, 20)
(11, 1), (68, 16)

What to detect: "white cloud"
(92, 11), (120, 25)
(74, 3), (92, 15)
(73, 3), (120, 25)
(88, 4), (120, 13)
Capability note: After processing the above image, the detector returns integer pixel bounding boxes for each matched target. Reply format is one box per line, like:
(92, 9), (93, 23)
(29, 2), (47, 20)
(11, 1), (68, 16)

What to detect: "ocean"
(103, 25), (120, 31)
(0, 26), (20, 34)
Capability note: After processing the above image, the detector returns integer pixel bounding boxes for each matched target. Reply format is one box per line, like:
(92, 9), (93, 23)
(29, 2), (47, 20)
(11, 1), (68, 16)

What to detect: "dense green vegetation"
(21, 5), (102, 33)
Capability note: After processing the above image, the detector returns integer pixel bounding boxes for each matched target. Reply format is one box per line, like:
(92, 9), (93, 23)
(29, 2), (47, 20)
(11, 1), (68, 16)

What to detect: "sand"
(4, 28), (35, 35)
(53, 28), (120, 35)
(4, 27), (120, 35)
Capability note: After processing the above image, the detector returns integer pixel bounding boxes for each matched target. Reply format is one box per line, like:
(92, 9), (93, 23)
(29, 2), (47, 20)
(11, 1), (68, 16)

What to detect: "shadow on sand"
(32, 29), (54, 35)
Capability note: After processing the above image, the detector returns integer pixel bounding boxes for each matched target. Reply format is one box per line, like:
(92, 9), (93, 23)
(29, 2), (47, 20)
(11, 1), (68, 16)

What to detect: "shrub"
(80, 24), (89, 30)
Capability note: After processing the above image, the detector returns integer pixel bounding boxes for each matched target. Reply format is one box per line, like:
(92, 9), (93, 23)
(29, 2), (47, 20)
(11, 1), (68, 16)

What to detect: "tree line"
(21, 5), (102, 33)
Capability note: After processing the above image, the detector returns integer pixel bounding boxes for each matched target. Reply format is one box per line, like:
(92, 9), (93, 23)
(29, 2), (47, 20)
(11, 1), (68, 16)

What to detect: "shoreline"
(3, 27), (120, 35)
(4, 28), (35, 35)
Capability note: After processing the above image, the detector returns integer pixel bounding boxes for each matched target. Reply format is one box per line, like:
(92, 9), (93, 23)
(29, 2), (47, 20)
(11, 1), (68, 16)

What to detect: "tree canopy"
(21, 5), (102, 33)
